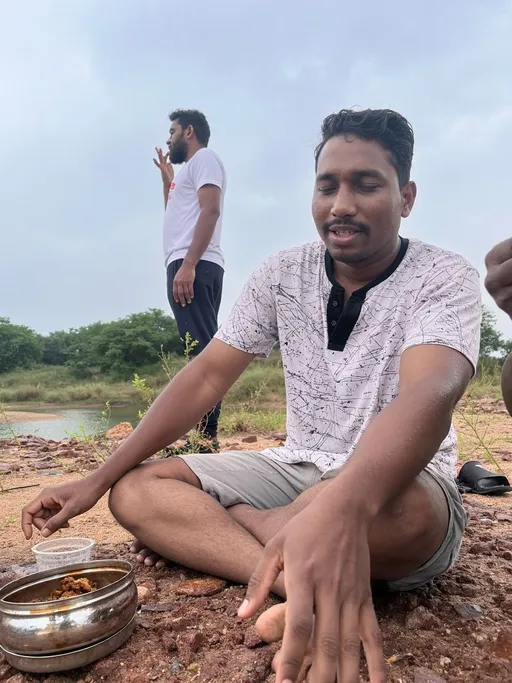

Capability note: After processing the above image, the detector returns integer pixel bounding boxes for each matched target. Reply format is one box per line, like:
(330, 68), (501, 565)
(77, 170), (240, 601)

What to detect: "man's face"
(167, 121), (188, 164)
(312, 135), (416, 264)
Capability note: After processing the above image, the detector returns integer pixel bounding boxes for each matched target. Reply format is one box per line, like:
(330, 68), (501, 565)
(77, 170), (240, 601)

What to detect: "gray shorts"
(179, 451), (467, 592)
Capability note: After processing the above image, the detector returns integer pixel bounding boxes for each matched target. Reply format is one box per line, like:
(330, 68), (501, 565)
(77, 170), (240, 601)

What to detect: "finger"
(178, 283), (187, 308)
(153, 159), (160, 168)
(486, 261), (512, 289)
(276, 580), (314, 683)
(308, 587), (340, 683)
(186, 282), (194, 304)
(360, 600), (386, 683)
(41, 505), (76, 537)
(21, 496), (46, 540)
(238, 545), (282, 619)
(337, 599), (361, 683)
(485, 237), (512, 267)
(173, 279), (180, 304)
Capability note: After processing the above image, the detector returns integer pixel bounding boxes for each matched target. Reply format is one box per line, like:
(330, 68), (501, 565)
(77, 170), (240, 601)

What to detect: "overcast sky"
(0, 0), (510, 337)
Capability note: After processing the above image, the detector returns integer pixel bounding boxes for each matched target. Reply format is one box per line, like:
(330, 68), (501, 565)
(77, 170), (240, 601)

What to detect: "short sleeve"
(215, 257), (279, 357)
(189, 150), (224, 192)
(402, 258), (482, 373)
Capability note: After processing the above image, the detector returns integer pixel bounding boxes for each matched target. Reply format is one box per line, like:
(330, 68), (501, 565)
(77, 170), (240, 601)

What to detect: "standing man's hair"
(315, 109), (414, 187)
(169, 109), (211, 147)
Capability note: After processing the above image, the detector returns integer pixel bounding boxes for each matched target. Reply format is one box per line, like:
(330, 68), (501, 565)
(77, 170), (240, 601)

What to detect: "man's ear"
(185, 125), (194, 140)
(401, 181), (417, 218)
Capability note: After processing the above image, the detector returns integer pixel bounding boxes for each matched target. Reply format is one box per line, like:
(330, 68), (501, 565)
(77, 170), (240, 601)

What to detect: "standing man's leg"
(167, 259), (224, 445)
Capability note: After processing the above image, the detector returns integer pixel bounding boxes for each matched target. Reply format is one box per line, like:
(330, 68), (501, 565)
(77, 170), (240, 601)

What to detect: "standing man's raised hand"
(153, 146), (174, 188)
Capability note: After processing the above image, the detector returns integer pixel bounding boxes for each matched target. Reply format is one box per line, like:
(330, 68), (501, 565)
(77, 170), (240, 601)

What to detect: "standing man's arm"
(485, 237), (512, 414)
(172, 152), (224, 308)
(172, 184), (221, 307)
(153, 147), (174, 208)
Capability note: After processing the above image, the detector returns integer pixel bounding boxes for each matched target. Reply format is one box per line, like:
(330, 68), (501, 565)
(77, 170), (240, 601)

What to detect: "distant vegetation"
(0, 307), (508, 414)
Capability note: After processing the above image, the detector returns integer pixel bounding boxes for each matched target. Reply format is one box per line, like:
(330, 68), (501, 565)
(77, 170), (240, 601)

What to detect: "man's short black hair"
(169, 109), (211, 146)
(315, 108), (414, 187)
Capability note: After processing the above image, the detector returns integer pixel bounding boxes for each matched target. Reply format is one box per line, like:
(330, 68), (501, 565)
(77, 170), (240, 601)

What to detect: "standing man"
(154, 109), (227, 452)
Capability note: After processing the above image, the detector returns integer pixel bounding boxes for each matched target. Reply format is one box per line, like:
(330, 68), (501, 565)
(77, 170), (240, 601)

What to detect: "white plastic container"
(31, 538), (95, 571)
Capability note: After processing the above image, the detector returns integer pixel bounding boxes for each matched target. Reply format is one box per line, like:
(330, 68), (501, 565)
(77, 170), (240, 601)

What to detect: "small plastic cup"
(31, 537), (95, 571)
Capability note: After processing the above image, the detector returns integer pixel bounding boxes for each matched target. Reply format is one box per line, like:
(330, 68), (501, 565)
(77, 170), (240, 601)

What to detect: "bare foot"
(129, 539), (168, 569)
(256, 603), (312, 681)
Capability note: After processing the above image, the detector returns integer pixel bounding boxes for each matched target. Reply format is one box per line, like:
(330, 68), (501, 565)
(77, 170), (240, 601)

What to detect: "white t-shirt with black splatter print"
(216, 238), (481, 478)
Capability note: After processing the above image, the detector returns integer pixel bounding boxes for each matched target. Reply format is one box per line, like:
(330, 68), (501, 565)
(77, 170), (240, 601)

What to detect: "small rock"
(175, 577), (227, 597)
(170, 662), (184, 674)
(106, 422), (134, 439)
(5, 675), (25, 683)
(413, 667), (447, 683)
(187, 663), (200, 673)
(0, 465), (12, 473)
(497, 514), (512, 523)
(137, 585), (150, 605)
(495, 630), (512, 659)
(244, 625), (264, 648)
(242, 434), (258, 443)
(462, 585), (478, 598)
(469, 541), (493, 555)
(405, 606), (441, 630)
(453, 603), (483, 620)
(503, 551), (512, 561)
(439, 657), (451, 667)
(478, 518), (494, 527)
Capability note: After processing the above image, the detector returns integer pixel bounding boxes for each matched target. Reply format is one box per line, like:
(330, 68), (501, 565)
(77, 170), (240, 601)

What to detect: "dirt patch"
(0, 412), (63, 424)
(0, 424), (511, 682)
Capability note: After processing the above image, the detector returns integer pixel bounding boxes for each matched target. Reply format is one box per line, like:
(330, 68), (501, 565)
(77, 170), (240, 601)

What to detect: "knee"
(108, 467), (149, 529)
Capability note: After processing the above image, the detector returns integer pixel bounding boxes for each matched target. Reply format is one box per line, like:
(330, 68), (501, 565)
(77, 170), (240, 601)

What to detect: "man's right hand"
(153, 147), (174, 186)
(485, 237), (512, 317)
(21, 477), (106, 540)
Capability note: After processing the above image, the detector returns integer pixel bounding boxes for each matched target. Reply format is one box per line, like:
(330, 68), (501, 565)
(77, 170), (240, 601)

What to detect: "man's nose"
(331, 186), (357, 218)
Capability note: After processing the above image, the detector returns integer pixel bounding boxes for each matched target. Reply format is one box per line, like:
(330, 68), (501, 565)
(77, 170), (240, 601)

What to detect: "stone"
(137, 585), (150, 604)
(469, 541), (493, 555)
(405, 606), (441, 630)
(453, 603), (483, 620)
(175, 577), (227, 597)
(106, 422), (134, 439)
(413, 667), (447, 683)
(0, 465), (12, 473)
(497, 514), (512, 523)
(242, 434), (258, 443)
(503, 551), (512, 561)
(495, 629), (512, 660)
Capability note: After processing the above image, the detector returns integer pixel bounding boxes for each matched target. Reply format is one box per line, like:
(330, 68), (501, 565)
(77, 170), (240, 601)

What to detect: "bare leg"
(108, 458), (285, 593)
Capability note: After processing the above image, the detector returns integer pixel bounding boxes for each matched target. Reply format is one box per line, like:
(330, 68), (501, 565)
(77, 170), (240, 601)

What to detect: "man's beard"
(169, 139), (188, 164)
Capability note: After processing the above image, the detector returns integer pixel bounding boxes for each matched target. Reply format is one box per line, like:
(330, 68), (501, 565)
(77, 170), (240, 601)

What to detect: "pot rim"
(0, 559), (134, 610)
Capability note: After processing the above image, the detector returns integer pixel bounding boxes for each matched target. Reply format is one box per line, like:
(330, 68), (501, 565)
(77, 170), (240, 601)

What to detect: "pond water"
(0, 405), (141, 441)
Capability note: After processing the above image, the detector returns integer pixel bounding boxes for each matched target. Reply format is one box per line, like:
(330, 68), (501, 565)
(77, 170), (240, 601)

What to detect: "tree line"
(0, 310), (182, 378)
(0, 306), (510, 378)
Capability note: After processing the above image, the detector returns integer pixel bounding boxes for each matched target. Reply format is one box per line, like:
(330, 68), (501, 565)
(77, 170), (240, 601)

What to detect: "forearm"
(183, 209), (219, 266)
(163, 182), (170, 208)
(89, 358), (224, 492)
(327, 384), (457, 518)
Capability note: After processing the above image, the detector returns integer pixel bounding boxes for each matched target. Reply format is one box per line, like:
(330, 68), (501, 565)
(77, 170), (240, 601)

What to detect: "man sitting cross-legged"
(22, 109), (481, 683)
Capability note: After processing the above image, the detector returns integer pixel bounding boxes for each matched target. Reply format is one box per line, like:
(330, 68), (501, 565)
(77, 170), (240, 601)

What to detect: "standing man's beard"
(169, 139), (188, 164)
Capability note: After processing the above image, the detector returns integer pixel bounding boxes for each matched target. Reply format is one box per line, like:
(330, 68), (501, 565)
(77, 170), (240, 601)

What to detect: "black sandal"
(456, 460), (512, 495)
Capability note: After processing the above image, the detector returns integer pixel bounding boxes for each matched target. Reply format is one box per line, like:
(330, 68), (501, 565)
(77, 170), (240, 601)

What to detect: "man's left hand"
(239, 497), (386, 683)
(173, 262), (196, 307)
